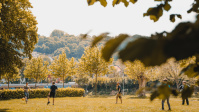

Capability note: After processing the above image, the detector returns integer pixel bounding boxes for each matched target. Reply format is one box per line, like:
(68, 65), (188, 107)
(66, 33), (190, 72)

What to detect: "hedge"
(0, 88), (84, 100)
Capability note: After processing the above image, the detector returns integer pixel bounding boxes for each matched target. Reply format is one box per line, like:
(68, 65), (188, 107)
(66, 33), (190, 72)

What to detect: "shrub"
(0, 88), (84, 100)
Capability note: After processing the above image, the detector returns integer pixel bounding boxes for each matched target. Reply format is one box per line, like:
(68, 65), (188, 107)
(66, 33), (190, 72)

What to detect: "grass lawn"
(0, 95), (199, 112)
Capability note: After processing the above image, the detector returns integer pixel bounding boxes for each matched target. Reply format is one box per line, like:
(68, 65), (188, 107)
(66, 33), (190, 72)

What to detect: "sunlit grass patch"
(0, 95), (199, 112)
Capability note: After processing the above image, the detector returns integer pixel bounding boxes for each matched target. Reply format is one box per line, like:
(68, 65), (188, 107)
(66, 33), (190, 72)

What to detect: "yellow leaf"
(150, 15), (157, 22)
(122, 0), (129, 7)
(164, 2), (171, 11)
(177, 14), (182, 19)
(91, 33), (109, 47)
(112, 0), (121, 7)
(170, 15), (175, 22)
(102, 34), (129, 61)
(87, 0), (96, 6)
(130, 0), (138, 4)
(100, 0), (107, 7)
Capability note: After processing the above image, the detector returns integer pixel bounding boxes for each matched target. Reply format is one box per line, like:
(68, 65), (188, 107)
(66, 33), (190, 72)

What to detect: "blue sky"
(29, 0), (196, 37)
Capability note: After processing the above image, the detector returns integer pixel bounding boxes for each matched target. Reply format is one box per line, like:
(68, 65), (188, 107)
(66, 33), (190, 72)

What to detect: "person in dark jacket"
(116, 82), (122, 104)
(47, 81), (58, 105)
(162, 78), (171, 111)
(179, 81), (189, 105)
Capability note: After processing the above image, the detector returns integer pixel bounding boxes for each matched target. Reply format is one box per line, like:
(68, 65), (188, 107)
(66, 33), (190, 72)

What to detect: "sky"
(29, 0), (196, 37)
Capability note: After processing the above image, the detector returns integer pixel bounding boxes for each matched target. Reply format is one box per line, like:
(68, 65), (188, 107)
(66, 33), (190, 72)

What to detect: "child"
(116, 82), (122, 104)
(47, 81), (58, 105)
(24, 82), (30, 104)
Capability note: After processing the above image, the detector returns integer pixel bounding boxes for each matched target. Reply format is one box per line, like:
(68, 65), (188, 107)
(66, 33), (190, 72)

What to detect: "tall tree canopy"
(49, 52), (70, 88)
(78, 46), (113, 95)
(124, 60), (158, 96)
(0, 0), (38, 79)
(24, 57), (49, 88)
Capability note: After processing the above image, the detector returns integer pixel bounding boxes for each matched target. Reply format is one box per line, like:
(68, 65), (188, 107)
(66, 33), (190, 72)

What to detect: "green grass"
(0, 95), (199, 112)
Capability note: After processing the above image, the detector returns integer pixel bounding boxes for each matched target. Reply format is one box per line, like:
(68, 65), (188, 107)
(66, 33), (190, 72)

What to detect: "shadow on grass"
(127, 96), (147, 99)
(0, 109), (10, 112)
(86, 95), (111, 98)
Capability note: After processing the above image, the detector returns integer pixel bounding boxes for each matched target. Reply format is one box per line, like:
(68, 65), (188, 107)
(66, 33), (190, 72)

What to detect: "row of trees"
(124, 57), (197, 96)
(2, 46), (197, 96)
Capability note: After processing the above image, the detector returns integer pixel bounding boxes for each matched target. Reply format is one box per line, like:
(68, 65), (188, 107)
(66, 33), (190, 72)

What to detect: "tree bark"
(95, 73), (97, 95)
(63, 75), (64, 88)
(35, 78), (37, 88)
(138, 75), (146, 97)
(8, 78), (9, 89)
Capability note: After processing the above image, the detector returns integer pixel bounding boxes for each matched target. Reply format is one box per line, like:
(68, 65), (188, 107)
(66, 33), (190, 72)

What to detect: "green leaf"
(130, 0), (137, 4)
(122, 0), (129, 7)
(164, 2), (171, 11)
(100, 0), (107, 7)
(91, 33), (109, 47)
(102, 34), (129, 61)
(170, 14), (175, 22)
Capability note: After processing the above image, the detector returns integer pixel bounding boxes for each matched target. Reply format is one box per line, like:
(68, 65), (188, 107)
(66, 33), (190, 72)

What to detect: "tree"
(24, 57), (49, 88)
(157, 58), (191, 89)
(50, 52), (70, 88)
(3, 67), (20, 88)
(78, 47), (113, 95)
(68, 57), (77, 81)
(50, 29), (65, 38)
(124, 60), (158, 97)
(0, 0), (38, 79)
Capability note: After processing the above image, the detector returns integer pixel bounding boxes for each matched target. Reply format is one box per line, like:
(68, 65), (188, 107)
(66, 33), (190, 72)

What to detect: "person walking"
(179, 81), (189, 105)
(24, 82), (31, 104)
(162, 79), (171, 111)
(116, 82), (122, 104)
(47, 81), (58, 105)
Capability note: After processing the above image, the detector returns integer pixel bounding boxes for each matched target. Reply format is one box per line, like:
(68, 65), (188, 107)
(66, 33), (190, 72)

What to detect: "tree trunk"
(176, 84), (179, 90)
(138, 76), (146, 97)
(95, 74), (97, 96)
(63, 75), (64, 88)
(35, 78), (37, 88)
(8, 78), (9, 89)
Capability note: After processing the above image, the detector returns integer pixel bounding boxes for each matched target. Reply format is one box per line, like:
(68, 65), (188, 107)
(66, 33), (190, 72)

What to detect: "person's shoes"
(53, 104), (54, 105)
(47, 101), (50, 105)
(162, 108), (164, 110)
(168, 108), (171, 111)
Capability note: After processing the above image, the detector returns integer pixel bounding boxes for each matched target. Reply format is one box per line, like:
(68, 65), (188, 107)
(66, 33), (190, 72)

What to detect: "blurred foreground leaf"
(102, 34), (129, 61)
(181, 85), (194, 99)
(91, 33), (109, 47)
(119, 38), (168, 66)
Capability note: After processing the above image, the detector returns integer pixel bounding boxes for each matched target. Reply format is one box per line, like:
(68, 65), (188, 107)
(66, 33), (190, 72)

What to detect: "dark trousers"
(162, 98), (171, 110)
(182, 98), (189, 105)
